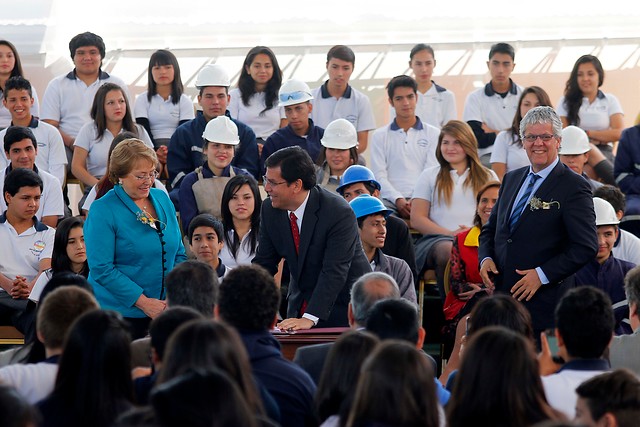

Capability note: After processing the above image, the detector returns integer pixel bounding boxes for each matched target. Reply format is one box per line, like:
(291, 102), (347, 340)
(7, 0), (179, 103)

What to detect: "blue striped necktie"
(509, 174), (540, 232)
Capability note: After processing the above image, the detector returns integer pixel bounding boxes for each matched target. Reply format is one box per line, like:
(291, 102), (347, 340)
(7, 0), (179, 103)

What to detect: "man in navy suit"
(253, 146), (371, 330)
(479, 106), (597, 333)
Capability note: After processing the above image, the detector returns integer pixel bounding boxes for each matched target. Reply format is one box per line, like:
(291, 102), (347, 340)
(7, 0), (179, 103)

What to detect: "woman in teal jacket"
(85, 138), (186, 338)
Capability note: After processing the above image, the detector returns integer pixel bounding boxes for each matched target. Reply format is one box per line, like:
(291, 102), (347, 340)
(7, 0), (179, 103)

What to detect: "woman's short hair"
(108, 138), (158, 184)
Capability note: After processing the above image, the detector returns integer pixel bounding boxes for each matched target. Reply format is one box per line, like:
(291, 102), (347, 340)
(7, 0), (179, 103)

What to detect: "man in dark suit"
(253, 146), (371, 330)
(479, 106), (597, 333)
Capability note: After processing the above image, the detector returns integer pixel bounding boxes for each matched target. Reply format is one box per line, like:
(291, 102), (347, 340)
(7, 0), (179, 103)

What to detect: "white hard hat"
(321, 119), (358, 149)
(593, 197), (620, 226)
(559, 126), (590, 155)
(202, 116), (240, 145)
(278, 79), (313, 107)
(195, 64), (230, 88)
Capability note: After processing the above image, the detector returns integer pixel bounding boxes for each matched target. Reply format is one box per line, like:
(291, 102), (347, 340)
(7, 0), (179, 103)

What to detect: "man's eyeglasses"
(279, 91), (311, 103)
(133, 171), (159, 182)
(522, 134), (556, 144)
(262, 175), (288, 187)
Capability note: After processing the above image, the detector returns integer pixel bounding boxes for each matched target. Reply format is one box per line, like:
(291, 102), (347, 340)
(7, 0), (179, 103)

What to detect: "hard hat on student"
(559, 126), (590, 155)
(336, 165), (381, 195)
(195, 64), (230, 88)
(593, 197), (620, 226)
(202, 116), (240, 145)
(321, 119), (358, 150)
(349, 194), (392, 219)
(278, 79), (313, 107)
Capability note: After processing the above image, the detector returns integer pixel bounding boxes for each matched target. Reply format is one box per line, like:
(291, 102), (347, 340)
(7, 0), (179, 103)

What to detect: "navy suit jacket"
(253, 185), (371, 327)
(479, 161), (598, 330)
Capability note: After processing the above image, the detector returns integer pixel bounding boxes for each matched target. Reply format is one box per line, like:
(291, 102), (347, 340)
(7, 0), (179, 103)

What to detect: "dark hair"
(152, 369), (258, 427)
(3, 168), (42, 203)
(221, 175), (261, 259)
(338, 180), (378, 197)
(350, 271), (400, 325)
(95, 131), (138, 200)
(237, 46), (282, 113)
(509, 86), (553, 148)
(315, 331), (379, 424)
(447, 326), (556, 427)
(91, 82), (137, 140)
(3, 125), (36, 153)
(0, 383), (39, 427)
(556, 286), (614, 358)
(315, 146), (359, 170)
(410, 43), (435, 61)
(158, 319), (265, 417)
(51, 310), (132, 427)
(327, 45), (355, 65)
(187, 213), (223, 244)
(51, 217), (89, 276)
(346, 340), (439, 427)
(265, 146), (317, 189)
(165, 260), (218, 317)
(467, 294), (535, 343)
(149, 306), (203, 361)
(218, 265), (280, 331)
(472, 180), (501, 228)
(563, 55), (605, 126)
(147, 49), (184, 104)
(489, 42), (515, 60)
(594, 184), (626, 213)
(386, 74), (418, 100)
(3, 75), (32, 99)
(366, 298), (420, 344)
(69, 32), (105, 59)
(576, 369), (640, 426)
(0, 40), (24, 81)
(624, 265), (640, 319)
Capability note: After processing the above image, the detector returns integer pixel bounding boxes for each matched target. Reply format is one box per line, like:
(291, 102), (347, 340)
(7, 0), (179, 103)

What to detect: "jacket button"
(507, 239), (512, 243)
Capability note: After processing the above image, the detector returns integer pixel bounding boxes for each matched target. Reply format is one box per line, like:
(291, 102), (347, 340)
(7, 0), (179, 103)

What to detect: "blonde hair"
(435, 120), (493, 206)
(108, 138), (158, 184)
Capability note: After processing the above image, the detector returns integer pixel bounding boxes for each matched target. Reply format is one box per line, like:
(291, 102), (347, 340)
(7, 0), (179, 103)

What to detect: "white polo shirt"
(133, 92), (195, 139)
(390, 82), (457, 129)
(0, 214), (55, 285)
(557, 91), (623, 137)
(310, 82), (376, 132)
(40, 70), (131, 138)
(0, 87), (40, 129)
(0, 117), (67, 186)
(0, 166), (64, 220)
(73, 123), (152, 178)
(462, 81), (523, 157)
(489, 130), (530, 173)
(228, 88), (285, 139)
(370, 117), (440, 202)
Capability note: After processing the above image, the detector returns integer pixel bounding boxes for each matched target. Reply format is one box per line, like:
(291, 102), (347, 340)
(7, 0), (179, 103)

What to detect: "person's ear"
(213, 305), (221, 320)
(416, 326), (426, 349)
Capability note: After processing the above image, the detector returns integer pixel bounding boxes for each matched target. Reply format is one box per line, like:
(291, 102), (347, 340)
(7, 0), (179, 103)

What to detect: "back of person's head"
(3, 125), (36, 153)
(151, 369), (258, 427)
(149, 307), (203, 362)
(4, 75), (33, 98)
(165, 260), (217, 317)
(187, 214), (224, 244)
(555, 286), (614, 359)
(625, 265), (640, 319)
(217, 265), (280, 331)
(69, 31), (105, 59)
(3, 168), (42, 201)
(0, 384), (40, 427)
(365, 298), (420, 344)
(447, 326), (553, 427)
(36, 286), (98, 350)
(594, 184), (626, 214)
(350, 271), (400, 326)
(346, 340), (439, 427)
(576, 369), (640, 427)
(468, 294), (534, 342)
(315, 330), (379, 424)
(264, 146), (317, 190)
(489, 42), (515, 60)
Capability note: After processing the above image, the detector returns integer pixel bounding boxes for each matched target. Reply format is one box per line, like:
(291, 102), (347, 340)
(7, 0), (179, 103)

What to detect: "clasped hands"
(479, 260), (542, 301)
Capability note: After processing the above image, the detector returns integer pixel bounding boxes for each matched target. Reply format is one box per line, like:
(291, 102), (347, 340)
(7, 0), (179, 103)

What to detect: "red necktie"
(290, 212), (300, 255)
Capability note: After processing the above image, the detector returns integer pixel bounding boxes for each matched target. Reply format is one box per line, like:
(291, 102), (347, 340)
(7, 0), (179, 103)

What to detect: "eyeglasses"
(132, 170), (159, 182)
(279, 91), (311, 103)
(262, 175), (288, 188)
(522, 134), (556, 144)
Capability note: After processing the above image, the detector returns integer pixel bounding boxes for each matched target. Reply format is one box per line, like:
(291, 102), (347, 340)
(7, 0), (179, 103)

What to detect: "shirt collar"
(527, 157), (559, 180)
(6, 164), (39, 174)
(557, 358), (610, 373)
(289, 190), (310, 223)
(390, 116), (424, 131)
(65, 69), (110, 80)
(0, 212), (48, 231)
(10, 116), (39, 129)
(484, 79), (518, 96)
(463, 226), (481, 247)
(320, 80), (352, 99)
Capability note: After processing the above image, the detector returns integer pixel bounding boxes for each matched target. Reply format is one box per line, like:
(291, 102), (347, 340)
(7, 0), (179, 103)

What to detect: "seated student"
(0, 383), (39, 427)
(0, 168), (55, 329)
(310, 45), (375, 154)
(261, 79), (324, 171)
(0, 286), (97, 404)
(594, 185), (640, 265)
(187, 214), (229, 280)
(558, 126), (603, 191)
(575, 370), (640, 427)
(370, 75), (440, 219)
(349, 194), (416, 303)
(610, 266), (640, 374)
(315, 118), (358, 193)
(1, 126), (64, 227)
(576, 197), (635, 335)
(0, 76), (66, 186)
(539, 286), (615, 419)
(179, 115), (251, 230)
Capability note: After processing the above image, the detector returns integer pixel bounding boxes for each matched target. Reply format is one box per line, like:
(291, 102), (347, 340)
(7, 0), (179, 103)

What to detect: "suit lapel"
(277, 207), (299, 275)
(515, 161), (564, 228)
(296, 187), (320, 279)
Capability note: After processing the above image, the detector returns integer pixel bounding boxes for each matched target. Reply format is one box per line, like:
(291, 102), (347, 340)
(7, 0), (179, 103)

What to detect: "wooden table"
(273, 327), (349, 360)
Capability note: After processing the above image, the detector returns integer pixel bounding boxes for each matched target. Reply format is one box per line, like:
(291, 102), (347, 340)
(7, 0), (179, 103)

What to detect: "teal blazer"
(85, 185), (186, 317)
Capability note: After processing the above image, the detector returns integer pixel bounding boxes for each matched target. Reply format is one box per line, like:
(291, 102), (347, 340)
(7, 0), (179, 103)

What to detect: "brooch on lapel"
(529, 197), (560, 211)
(136, 209), (165, 230)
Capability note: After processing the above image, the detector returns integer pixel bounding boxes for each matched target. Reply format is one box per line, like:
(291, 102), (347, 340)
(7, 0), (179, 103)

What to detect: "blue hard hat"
(349, 194), (392, 219)
(336, 165), (381, 195)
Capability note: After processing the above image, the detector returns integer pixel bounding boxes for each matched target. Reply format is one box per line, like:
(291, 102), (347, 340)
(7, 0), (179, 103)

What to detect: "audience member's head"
(349, 271), (400, 327)
(0, 384), (39, 427)
(594, 185), (625, 220)
(265, 145), (317, 190)
(575, 369), (640, 427)
(555, 286), (614, 359)
(149, 307), (203, 367)
(467, 294), (535, 343)
(365, 298), (423, 347)
(345, 340), (439, 427)
(624, 265), (640, 330)
(217, 265), (280, 331)
(165, 260), (218, 317)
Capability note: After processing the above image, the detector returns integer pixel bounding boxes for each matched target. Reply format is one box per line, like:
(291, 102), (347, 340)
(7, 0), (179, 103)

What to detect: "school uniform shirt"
(0, 166), (64, 220)
(228, 88), (285, 139)
(310, 81), (376, 132)
(489, 130), (530, 173)
(134, 92), (195, 139)
(390, 81), (456, 129)
(557, 91), (623, 139)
